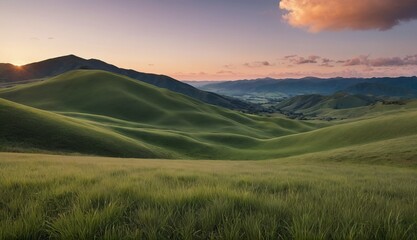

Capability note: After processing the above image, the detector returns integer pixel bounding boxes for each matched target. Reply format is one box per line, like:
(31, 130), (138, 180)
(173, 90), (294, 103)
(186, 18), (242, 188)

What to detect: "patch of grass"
(0, 153), (417, 239)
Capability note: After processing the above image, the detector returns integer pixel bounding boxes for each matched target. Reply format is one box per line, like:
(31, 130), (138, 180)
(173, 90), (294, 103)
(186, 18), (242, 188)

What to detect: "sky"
(1, 0), (417, 81)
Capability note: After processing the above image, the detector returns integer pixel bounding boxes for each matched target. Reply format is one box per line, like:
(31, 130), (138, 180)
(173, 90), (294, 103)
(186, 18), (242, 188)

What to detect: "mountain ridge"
(0, 55), (255, 111)
(199, 76), (417, 98)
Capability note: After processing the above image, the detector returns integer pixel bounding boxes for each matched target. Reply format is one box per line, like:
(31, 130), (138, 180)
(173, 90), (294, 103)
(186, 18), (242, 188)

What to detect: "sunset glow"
(1, 0), (417, 80)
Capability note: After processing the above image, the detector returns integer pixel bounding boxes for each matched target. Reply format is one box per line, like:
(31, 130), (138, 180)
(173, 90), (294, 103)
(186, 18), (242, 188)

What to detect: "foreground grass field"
(1, 153), (417, 239)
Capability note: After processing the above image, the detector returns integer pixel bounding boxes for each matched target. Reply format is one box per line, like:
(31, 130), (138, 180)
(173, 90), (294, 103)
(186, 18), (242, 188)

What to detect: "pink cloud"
(279, 0), (417, 32)
(344, 55), (417, 67)
(243, 61), (274, 68)
(216, 70), (235, 75)
(285, 55), (321, 64)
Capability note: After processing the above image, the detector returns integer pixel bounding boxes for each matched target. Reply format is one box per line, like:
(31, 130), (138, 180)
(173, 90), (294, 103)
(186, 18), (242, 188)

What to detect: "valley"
(2, 69), (417, 161)
(1, 59), (417, 239)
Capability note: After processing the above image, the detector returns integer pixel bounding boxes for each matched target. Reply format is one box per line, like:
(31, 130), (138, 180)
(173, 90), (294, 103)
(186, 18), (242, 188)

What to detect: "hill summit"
(0, 55), (255, 111)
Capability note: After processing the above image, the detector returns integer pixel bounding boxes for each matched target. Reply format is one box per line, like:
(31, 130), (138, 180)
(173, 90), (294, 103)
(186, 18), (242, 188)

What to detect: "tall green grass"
(1, 153), (417, 239)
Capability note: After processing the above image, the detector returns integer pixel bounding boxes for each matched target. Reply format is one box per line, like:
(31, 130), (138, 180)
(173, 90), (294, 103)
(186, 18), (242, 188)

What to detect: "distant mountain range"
(197, 76), (417, 98)
(0, 55), (255, 111)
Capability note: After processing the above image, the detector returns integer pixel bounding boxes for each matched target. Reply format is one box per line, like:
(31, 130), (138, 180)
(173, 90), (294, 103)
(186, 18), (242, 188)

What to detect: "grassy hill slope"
(0, 55), (255, 111)
(274, 93), (417, 120)
(1, 70), (417, 160)
(1, 97), (416, 160)
(276, 93), (377, 113)
(260, 110), (417, 157)
(0, 70), (316, 136)
(0, 98), (163, 158)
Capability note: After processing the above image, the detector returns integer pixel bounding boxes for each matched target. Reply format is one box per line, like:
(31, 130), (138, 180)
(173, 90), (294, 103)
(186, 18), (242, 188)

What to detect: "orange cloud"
(285, 55), (321, 64)
(279, 0), (417, 32)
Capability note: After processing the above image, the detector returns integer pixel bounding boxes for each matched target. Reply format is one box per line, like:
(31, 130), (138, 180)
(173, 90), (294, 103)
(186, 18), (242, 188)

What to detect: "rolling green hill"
(0, 98), (165, 158)
(0, 70), (318, 159)
(1, 70), (417, 160)
(0, 55), (256, 111)
(0, 70), (314, 134)
(276, 93), (377, 112)
(275, 92), (416, 120)
(274, 92), (380, 119)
